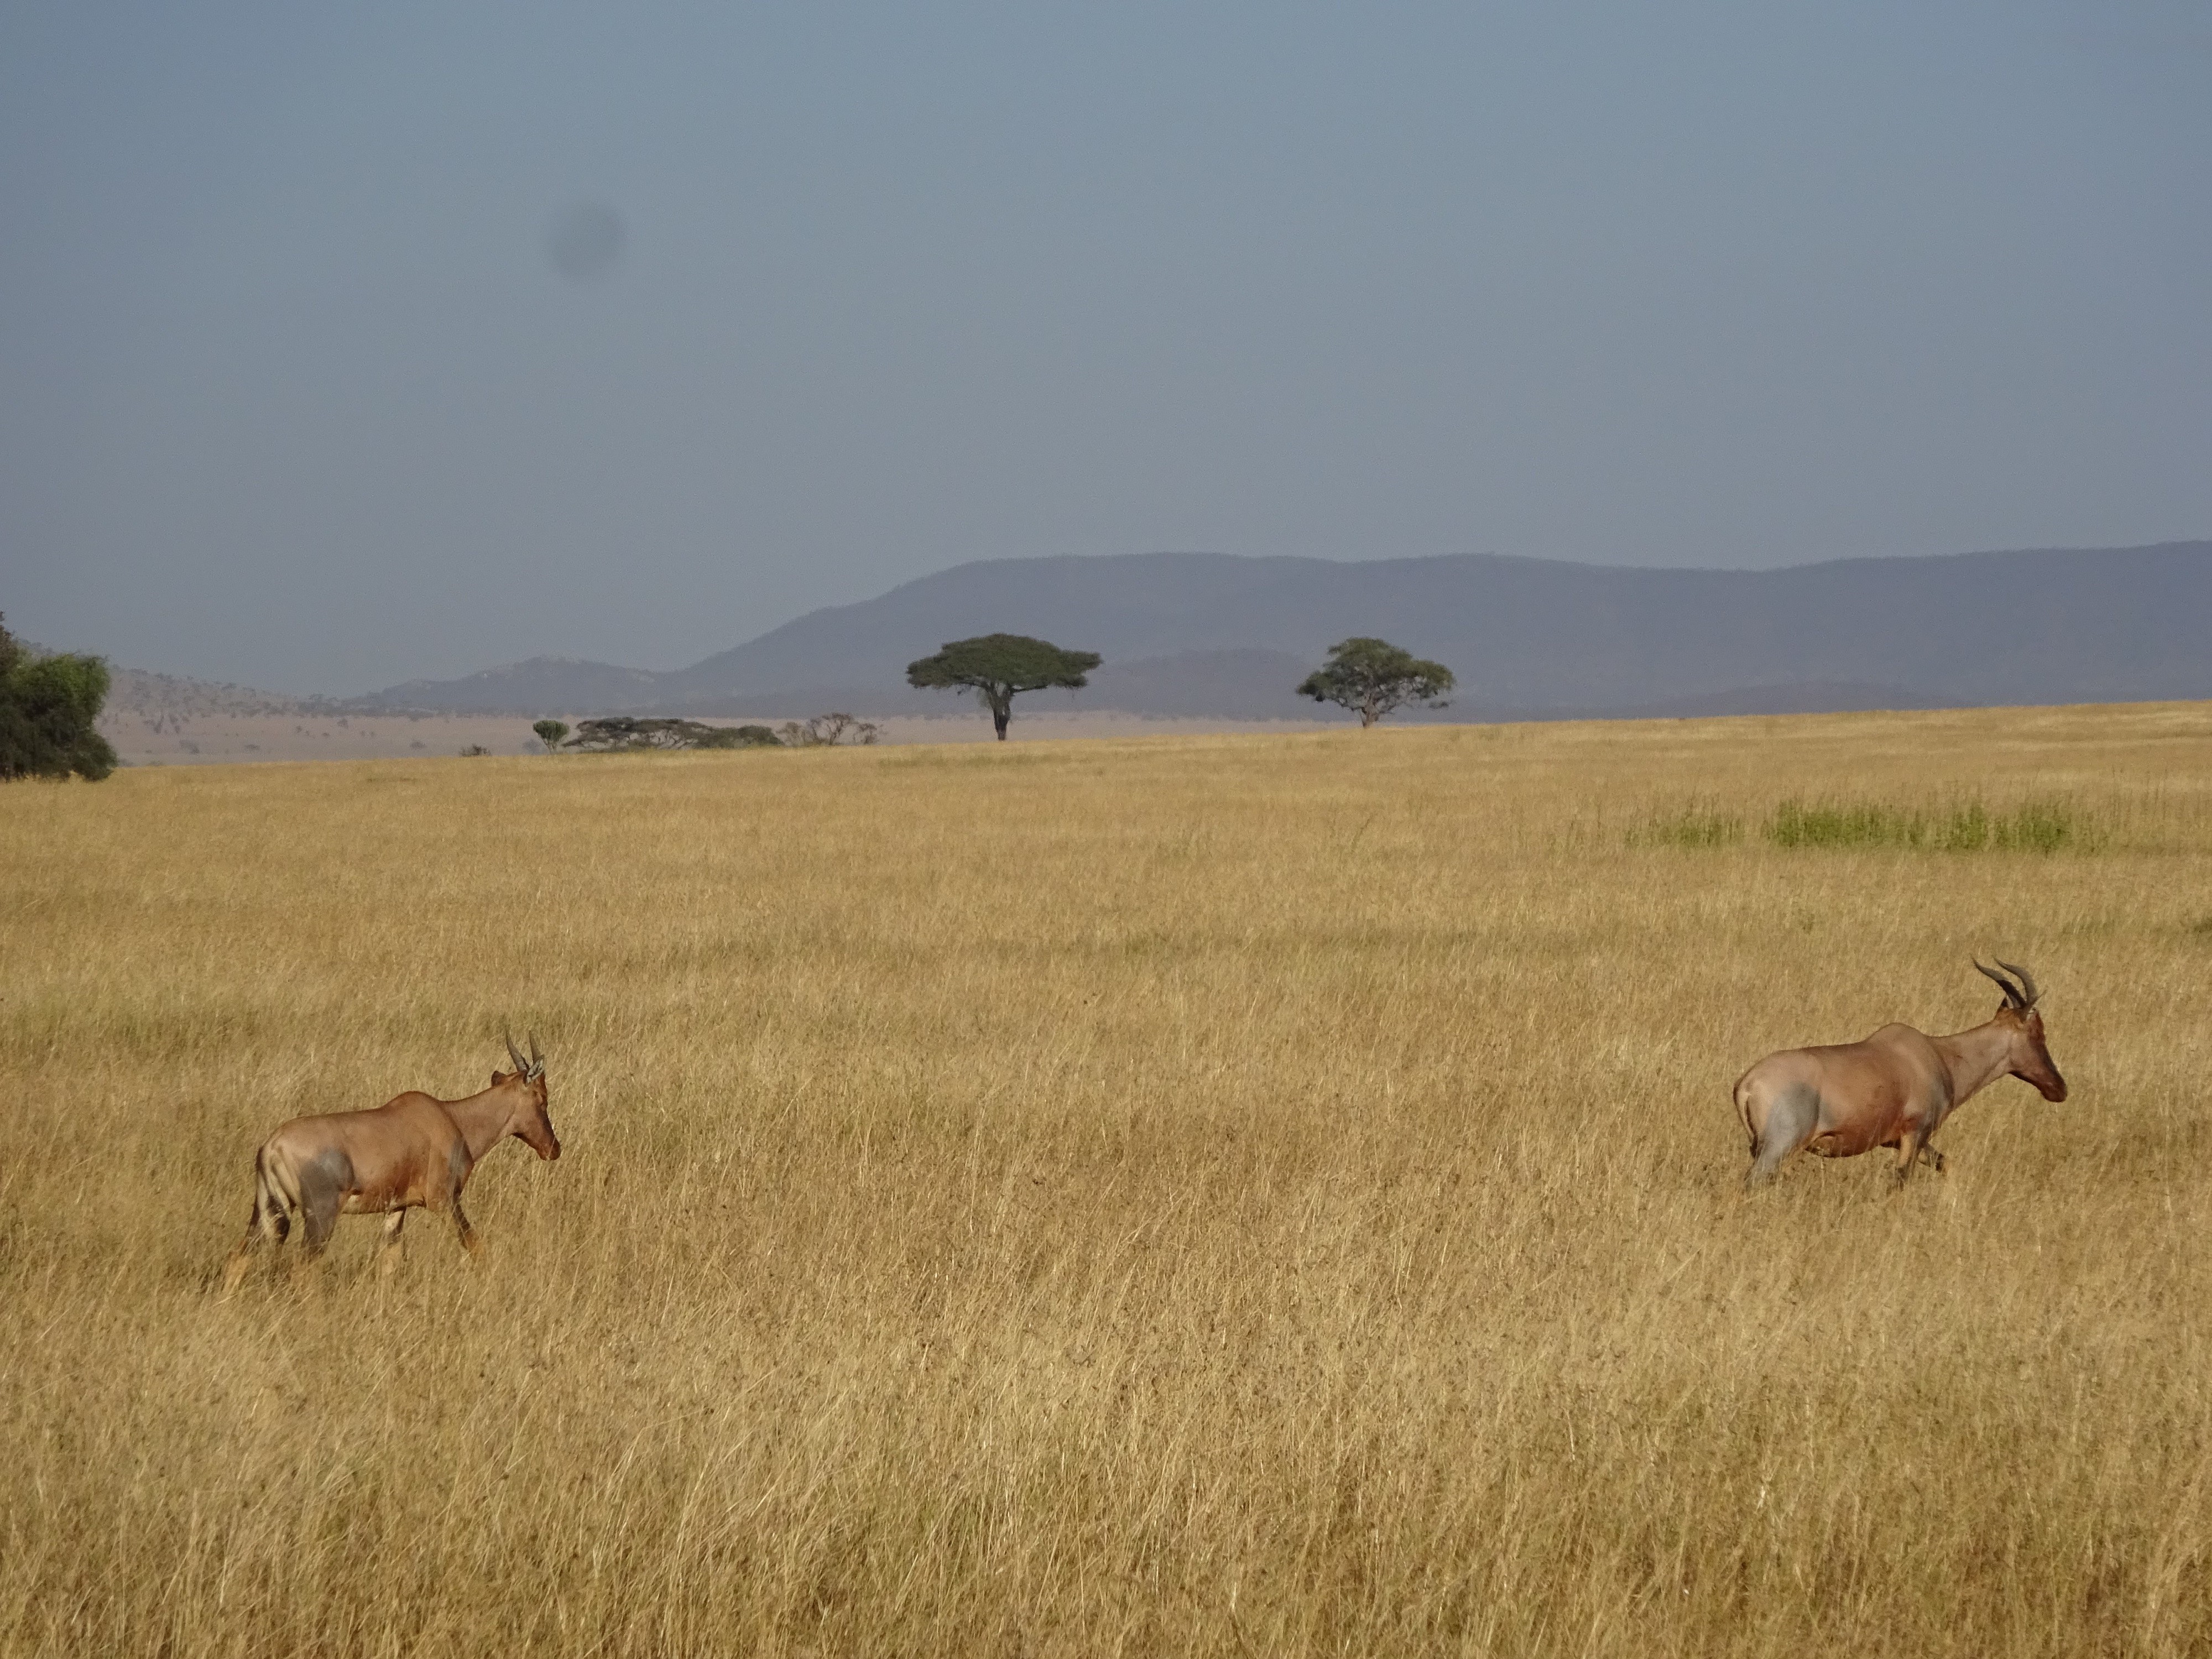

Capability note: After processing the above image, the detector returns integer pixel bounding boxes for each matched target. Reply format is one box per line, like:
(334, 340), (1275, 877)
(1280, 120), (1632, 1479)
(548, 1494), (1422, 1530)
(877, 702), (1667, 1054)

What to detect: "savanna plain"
(5, 706), (2210, 1657)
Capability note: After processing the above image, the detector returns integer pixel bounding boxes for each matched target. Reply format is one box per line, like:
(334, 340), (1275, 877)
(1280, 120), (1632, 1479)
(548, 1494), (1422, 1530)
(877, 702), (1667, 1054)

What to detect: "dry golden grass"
(5, 704), (2211, 1656)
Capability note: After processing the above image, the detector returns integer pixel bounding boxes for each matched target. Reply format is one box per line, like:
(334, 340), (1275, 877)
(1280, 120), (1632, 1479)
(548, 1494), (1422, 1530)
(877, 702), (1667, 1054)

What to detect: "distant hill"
(351, 542), (2212, 718)
(359, 656), (664, 716)
(75, 659), (324, 720)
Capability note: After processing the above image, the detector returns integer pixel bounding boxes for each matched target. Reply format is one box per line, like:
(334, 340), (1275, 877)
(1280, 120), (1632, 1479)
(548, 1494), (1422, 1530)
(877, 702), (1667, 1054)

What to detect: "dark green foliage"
(0, 614), (117, 782)
(532, 719), (571, 751)
(1296, 637), (1455, 727)
(906, 634), (1103, 740)
(564, 716), (782, 752)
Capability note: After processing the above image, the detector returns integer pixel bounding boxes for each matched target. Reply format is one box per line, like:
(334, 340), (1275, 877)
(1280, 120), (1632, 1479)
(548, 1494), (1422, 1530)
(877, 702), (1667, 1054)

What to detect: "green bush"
(0, 617), (116, 782)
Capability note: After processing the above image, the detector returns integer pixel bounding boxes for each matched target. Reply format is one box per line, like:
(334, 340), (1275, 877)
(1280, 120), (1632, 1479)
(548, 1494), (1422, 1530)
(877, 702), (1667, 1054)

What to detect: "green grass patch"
(1767, 797), (2090, 852)
(1634, 797), (2095, 853)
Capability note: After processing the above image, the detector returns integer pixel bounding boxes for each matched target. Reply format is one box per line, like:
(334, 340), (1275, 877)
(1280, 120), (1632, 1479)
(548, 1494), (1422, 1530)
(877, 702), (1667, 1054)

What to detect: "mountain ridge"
(342, 541), (2212, 719)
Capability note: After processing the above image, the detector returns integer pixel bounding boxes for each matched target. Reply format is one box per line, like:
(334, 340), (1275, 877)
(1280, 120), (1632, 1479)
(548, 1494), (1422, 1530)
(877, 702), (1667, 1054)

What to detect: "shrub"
(779, 713), (882, 748)
(0, 615), (116, 782)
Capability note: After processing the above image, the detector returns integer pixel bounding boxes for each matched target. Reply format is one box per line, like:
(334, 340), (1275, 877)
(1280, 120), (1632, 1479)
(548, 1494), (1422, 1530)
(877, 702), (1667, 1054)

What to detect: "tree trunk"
(992, 697), (1011, 740)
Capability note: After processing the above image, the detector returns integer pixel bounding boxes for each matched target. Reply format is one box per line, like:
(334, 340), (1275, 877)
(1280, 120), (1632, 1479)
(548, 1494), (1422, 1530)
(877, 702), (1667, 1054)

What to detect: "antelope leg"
(220, 1204), (261, 1296)
(378, 1211), (406, 1272)
(1891, 1129), (1928, 1191)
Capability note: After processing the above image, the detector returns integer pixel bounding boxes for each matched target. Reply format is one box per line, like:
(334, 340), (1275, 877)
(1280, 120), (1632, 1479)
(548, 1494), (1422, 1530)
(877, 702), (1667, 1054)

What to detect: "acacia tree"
(906, 634), (1102, 740)
(0, 613), (117, 781)
(532, 718), (570, 752)
(1296, 637), (1455, 728)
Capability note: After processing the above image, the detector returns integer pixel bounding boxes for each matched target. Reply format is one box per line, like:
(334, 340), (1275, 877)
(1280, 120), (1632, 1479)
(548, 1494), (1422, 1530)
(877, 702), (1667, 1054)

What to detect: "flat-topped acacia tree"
(1297, 637), (1455, 727)
(906, 634), (1103, 740)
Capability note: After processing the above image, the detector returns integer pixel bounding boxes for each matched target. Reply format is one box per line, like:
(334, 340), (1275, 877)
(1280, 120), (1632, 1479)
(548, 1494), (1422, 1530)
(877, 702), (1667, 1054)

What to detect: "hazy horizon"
(6, 3), (2208, 695)
(34, 539), (2210, 701)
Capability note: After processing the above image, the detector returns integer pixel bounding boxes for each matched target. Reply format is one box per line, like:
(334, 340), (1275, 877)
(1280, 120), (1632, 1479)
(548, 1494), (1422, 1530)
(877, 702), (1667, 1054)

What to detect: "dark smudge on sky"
(546, 203), (625, 280)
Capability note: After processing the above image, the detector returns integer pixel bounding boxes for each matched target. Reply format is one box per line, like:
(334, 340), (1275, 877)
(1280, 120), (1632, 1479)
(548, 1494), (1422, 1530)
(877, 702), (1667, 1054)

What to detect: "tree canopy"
(906, 634), (1103, 740)
(1296, 637), (1455, 728)
(0, 614), (117, 781)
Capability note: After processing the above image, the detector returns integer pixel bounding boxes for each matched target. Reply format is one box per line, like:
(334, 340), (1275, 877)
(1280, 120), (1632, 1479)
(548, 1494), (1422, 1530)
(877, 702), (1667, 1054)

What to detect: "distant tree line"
(538, 713), (881, 752)
(560, 717), (784, 751)
(779, 711), (880, 748)
(528, 630), (1454, 753)
(0, 613), (116, 781)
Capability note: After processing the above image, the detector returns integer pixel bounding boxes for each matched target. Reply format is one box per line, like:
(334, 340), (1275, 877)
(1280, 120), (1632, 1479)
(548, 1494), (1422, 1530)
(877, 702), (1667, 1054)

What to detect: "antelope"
(221, 1036), (560, 1292)
(1735, 960), (2065, 1191)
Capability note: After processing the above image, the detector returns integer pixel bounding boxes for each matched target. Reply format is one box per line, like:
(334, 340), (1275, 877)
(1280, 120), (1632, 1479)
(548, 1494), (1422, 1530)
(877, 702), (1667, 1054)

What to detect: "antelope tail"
(256, 1144), (305, 1232)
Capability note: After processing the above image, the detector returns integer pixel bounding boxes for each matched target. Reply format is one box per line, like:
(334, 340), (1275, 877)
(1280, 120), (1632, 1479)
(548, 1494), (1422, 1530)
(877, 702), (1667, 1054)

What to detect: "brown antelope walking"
(1735, 960), (2065, 1191)
(221, 1036), (560, 1292)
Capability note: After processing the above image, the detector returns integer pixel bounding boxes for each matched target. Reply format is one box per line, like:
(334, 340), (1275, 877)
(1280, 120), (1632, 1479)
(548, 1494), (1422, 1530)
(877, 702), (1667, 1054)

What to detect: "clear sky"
(4, 1), (2207, 693)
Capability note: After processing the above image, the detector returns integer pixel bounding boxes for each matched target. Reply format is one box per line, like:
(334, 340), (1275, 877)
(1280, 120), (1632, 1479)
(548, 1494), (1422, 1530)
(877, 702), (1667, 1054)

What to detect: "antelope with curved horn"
(221, 1036), (560, 1292)
(1735, 961), (2065, 1191)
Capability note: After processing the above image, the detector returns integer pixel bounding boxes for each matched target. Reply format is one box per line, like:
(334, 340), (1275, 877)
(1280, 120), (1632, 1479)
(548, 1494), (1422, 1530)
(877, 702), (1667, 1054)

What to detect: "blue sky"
(4, 1), (2208, 692)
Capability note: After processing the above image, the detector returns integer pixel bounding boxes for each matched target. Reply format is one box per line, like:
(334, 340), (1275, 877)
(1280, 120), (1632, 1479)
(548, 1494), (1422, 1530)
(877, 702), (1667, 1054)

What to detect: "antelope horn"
(528, 1031), (544, 1077)
(506, 1031), (529, 1073)
(1973, 959), (2025, 1010)
(1992, 958), (2042, 1009)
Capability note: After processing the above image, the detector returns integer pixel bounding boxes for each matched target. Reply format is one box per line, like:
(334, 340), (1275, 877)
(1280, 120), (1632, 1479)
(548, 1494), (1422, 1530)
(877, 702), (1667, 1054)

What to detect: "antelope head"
(498, 1032), (562, 1160)
(1974, 958), (2067, 1102)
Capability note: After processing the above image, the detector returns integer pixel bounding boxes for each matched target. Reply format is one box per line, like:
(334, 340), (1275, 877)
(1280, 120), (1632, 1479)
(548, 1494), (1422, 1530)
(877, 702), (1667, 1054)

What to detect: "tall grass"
(4, 701), (2212, 1656)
